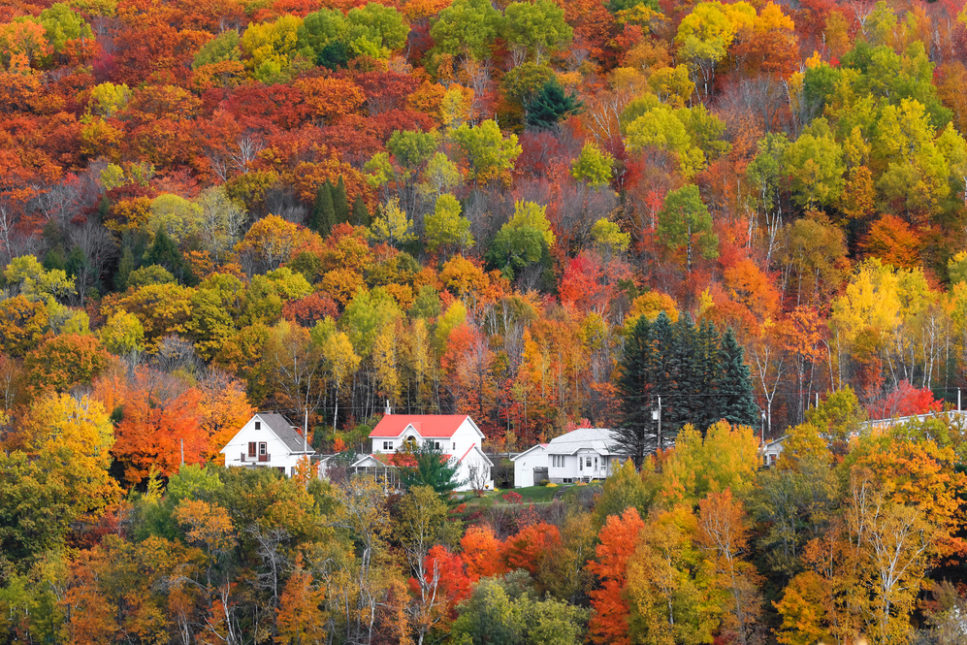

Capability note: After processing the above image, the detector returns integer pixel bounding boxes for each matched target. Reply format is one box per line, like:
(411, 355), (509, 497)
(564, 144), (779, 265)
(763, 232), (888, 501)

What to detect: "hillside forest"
(4, 0), (967, 642)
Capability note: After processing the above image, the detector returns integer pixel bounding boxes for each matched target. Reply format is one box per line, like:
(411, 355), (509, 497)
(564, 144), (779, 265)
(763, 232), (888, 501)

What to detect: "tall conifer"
(332, 176), (350, 223)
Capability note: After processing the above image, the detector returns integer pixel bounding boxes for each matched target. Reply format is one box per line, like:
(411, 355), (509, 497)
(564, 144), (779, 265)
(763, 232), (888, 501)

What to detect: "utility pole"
(303, 408), (308, 453)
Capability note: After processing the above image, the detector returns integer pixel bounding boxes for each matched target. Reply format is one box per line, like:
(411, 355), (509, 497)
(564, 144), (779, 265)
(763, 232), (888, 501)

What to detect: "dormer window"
(255, 420), (261, 430)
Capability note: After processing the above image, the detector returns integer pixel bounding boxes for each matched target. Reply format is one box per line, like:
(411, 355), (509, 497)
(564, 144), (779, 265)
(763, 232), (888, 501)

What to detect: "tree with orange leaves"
(276, 555), (327, 644)
(111, 368), (207, 485)
(460, 525), (505, 581)
(502, 522), (562, 575)
(586, 507), (644, 645)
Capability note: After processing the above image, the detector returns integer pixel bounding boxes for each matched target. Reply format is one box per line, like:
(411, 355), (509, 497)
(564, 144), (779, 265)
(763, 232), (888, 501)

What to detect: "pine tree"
(615, 315), (657, 466)
(667, 315), (699, 436)
(144, 228), (194, 285)
(310, 181), (336, 235)
(115, 245), (136, 291)
(332, 175), (350, 224)
(716, 329), (760, 428)
(695, 319), (722, 429)
(352, 194), (370, 226)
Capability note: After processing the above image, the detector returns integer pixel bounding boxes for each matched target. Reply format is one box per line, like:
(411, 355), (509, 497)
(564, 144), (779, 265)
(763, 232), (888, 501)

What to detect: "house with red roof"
(347, 414), (493, 492)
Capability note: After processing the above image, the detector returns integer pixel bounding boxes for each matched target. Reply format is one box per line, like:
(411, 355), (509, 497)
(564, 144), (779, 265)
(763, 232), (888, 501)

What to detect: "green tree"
(525, 79), (582, 130)
(452, 575), (588, 645)
(398, 445), (463, 494)
(656, 185), (718, 273)
(38, 2), (92, 60)
(352, 194), (370, 226)
(309, 181), (337, 235)
(144, 228), (194, 284)
(486, 201), (555, 280)
(424, 193), (474, 253)
(503, 0), (572, 62)
(345, 3), (409, 59)
(592, 459), (655, 526)
(332, 176), (350, 223)
(571, 143), (614, 187)
(429, 0), (502, 62)
(193, 29), (241, 68)
(783, 120), (845, 209)
(451, 119), (522, 186)
(369, 198), (416, 247)
(714, 329), (760, 428)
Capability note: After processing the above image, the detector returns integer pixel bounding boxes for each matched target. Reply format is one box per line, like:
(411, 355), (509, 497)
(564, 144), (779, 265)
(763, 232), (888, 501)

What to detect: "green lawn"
(454, 484), (571, 508)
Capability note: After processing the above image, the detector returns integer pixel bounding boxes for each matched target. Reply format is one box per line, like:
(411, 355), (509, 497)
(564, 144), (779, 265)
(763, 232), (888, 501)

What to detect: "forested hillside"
(3, 0), (967, 641)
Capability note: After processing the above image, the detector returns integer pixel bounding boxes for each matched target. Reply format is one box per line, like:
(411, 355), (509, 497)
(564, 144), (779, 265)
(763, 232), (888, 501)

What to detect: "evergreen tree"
(309, 181), (336, 235)
(144, 228), (194, 285)
(525, 79), (582, 129)
(694, 319), (723, 429)
(716, 329), (760, 427)
(615, 315), (657, 466)
(115, 245), (136, 291)
(616, 314), (759, 464)
(352, 194), (370, 226)
(666, 315), (699, 434)
(332, 176), (350, 223)
(398, 444), (463, 494)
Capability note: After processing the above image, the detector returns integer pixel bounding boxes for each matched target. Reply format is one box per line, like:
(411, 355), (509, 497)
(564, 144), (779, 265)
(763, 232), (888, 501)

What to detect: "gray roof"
(258, 413), (313, 454)
(546, 428), (625, 456)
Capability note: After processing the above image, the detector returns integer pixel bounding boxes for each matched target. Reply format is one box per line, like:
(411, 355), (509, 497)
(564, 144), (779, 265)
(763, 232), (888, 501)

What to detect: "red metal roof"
(369, 414), (470, 438)
(365, 452), (452, 467)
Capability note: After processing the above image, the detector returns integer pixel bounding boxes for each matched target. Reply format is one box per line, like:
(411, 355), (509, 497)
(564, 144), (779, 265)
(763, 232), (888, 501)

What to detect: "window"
(248, 442), (256, 457)
(550, 455), (564, 468)
(383, 441), (393, 450)
(587, 457), (593, 468)
(254, 420), (261, 430)
(452, 442), (456, 450)
(259, 442), (267, 455)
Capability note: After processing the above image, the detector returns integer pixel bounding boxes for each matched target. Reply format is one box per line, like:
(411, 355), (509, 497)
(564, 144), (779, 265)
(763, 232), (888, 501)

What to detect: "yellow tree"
(17, 392), (119, 519)
(696, 490), (763, 645)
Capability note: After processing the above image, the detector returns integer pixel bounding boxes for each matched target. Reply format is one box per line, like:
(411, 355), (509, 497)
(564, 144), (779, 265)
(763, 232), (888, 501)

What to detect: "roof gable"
(510, 443), (548, 461)
(219, 413), (313, 455)
(546, 428), (625, 456)
(369, 414), (479, 439)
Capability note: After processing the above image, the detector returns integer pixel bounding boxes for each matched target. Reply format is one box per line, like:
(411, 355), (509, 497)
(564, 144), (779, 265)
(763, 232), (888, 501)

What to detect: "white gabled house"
(220, 412), (314, 476)
(512, 428), (628, 487)
(349, 414), (493, 492)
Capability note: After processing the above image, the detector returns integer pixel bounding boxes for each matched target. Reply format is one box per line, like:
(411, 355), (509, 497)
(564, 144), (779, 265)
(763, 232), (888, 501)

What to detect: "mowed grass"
(453, 483), (584, 509)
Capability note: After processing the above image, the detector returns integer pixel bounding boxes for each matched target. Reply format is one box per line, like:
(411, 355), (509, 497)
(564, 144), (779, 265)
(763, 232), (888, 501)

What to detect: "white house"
(512, 428), (628, 487)
(220, 412), (314, 476)
(349, 414), (493, 492)
(510, 443), (548, 487)
(759, 436), (786, 467)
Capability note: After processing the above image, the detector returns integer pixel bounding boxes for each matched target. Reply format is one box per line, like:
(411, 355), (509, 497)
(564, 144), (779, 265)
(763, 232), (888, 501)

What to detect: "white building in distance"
(348, 414), (493, 492)
(512, 427), (628, 487)
(220, 412), (314, 476)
